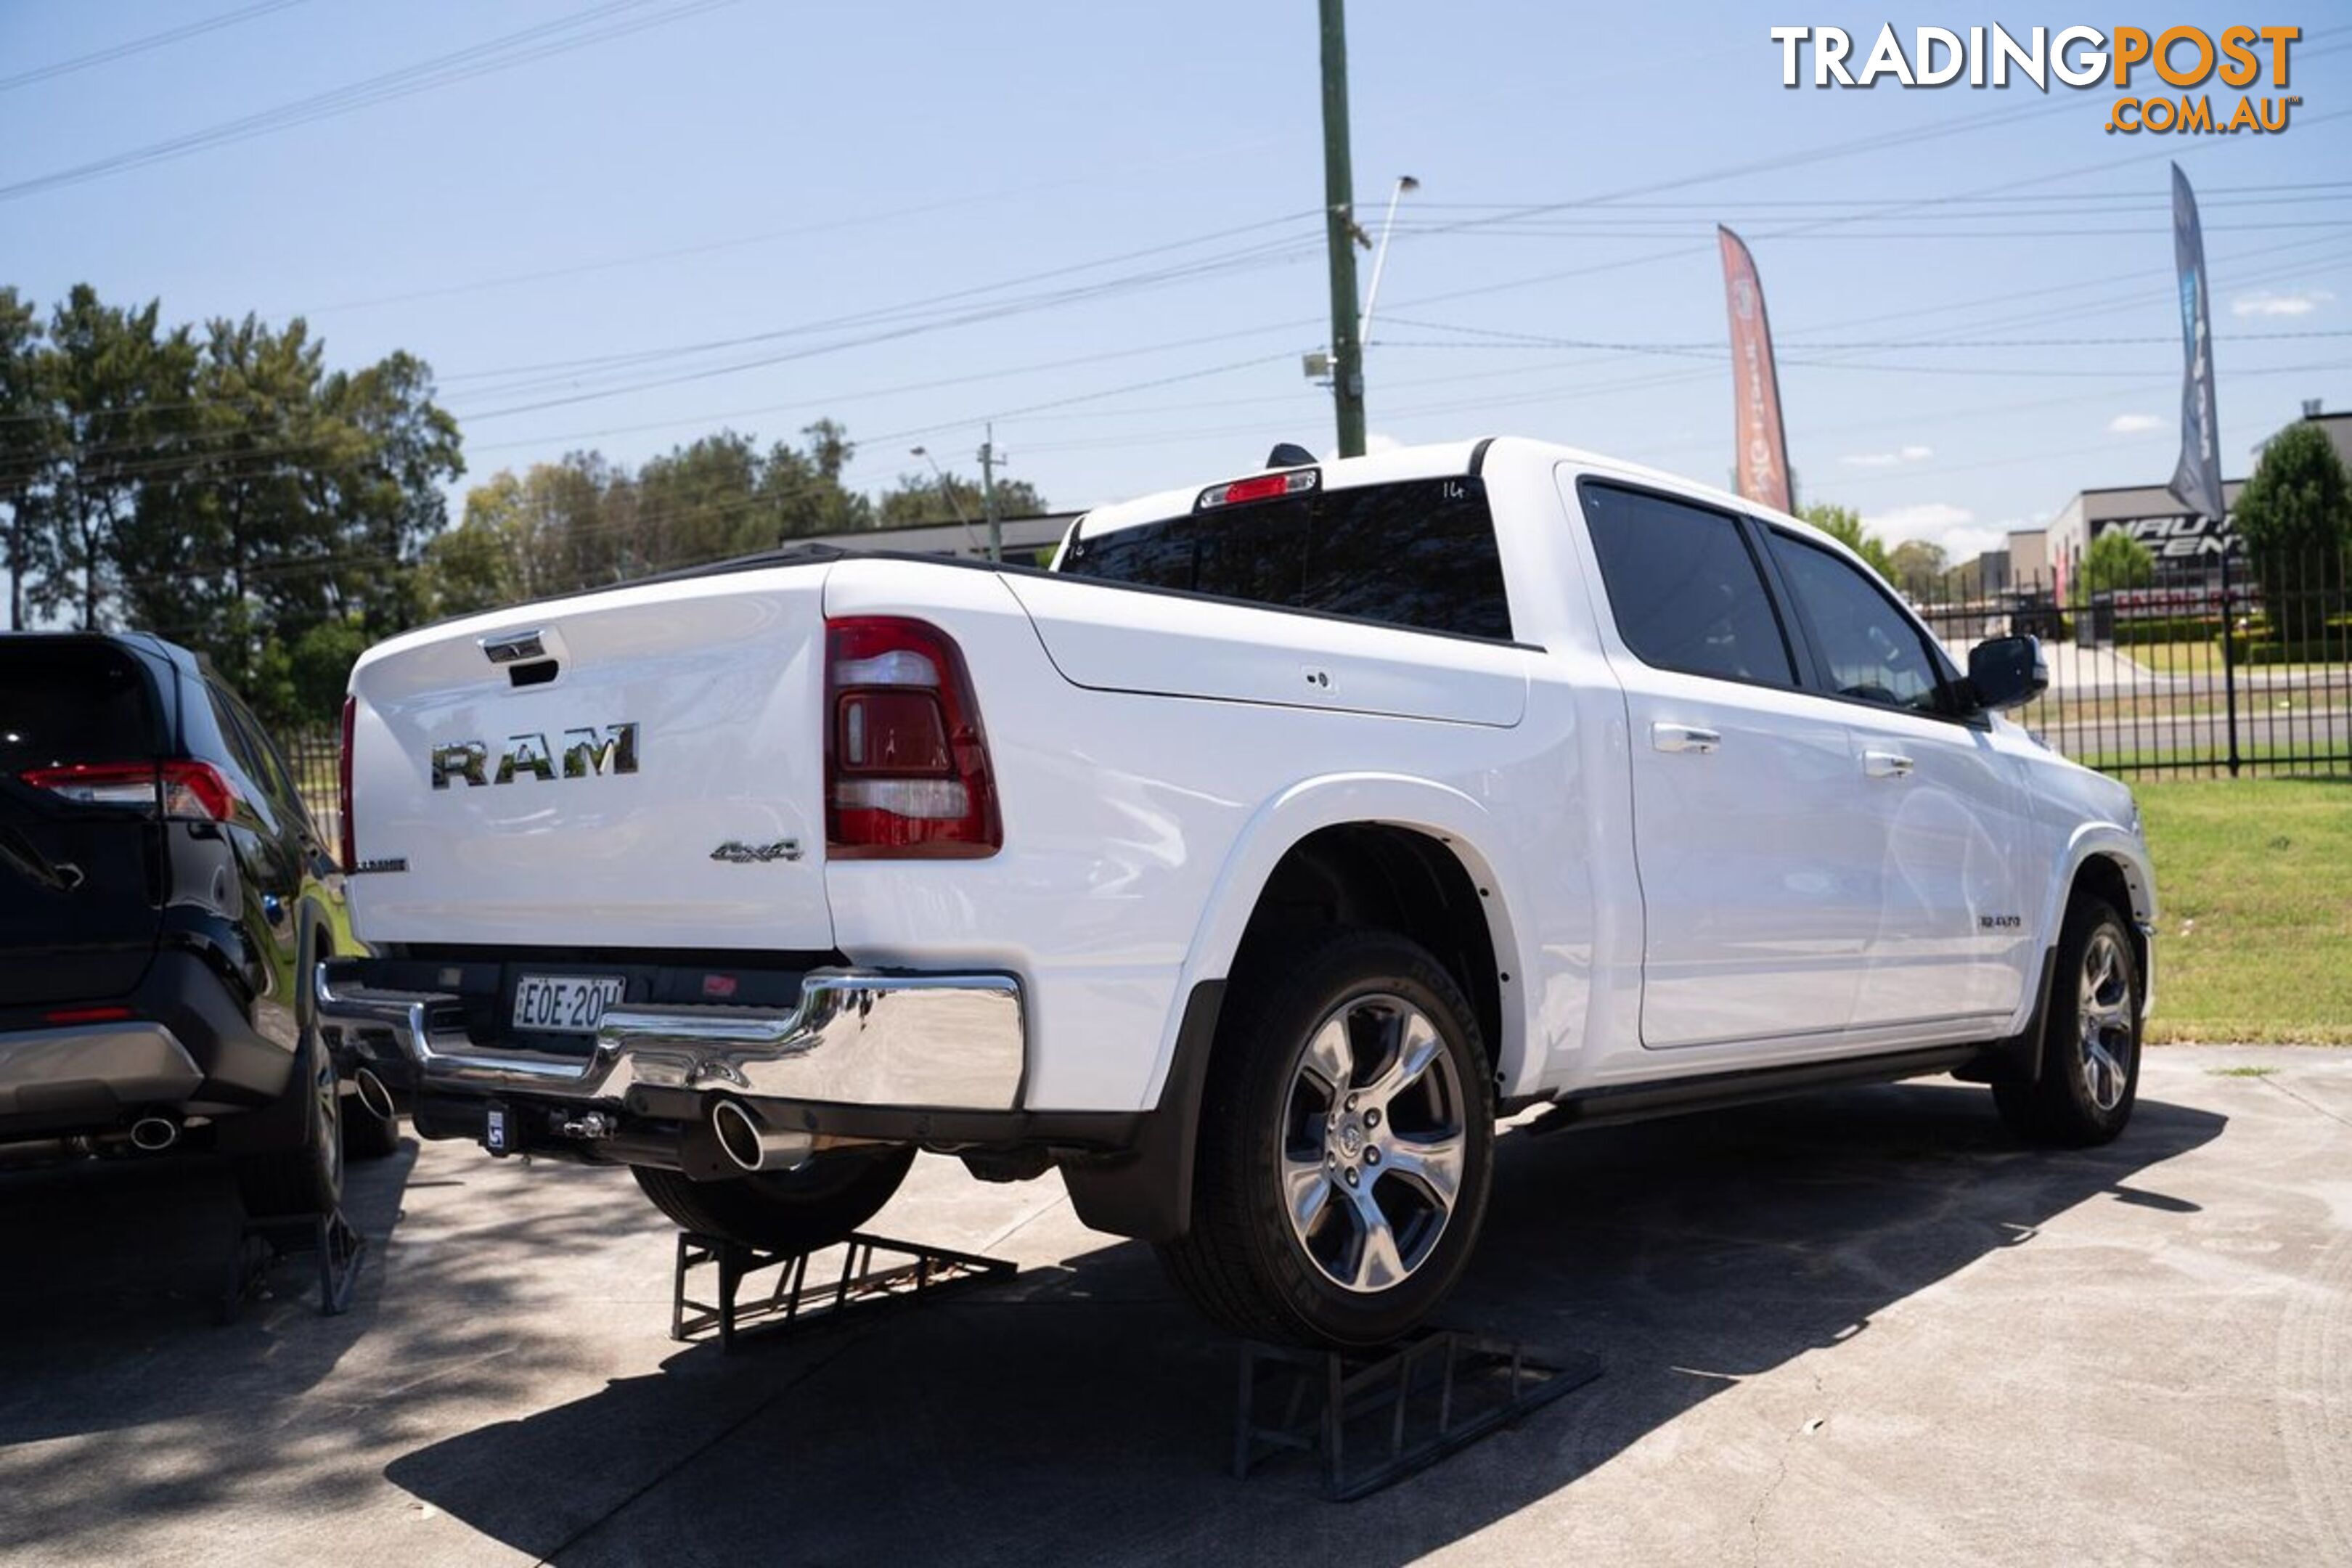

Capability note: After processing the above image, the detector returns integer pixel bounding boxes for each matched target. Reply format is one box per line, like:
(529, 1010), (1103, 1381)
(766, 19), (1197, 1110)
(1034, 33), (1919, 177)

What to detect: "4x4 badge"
(711, 840), (801, 864)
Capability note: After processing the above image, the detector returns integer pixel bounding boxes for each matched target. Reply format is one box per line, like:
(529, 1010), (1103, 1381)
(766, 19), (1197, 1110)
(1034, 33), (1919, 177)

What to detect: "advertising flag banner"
(1718, 226), (1794, 514)
(2166, 163), (2225, 522)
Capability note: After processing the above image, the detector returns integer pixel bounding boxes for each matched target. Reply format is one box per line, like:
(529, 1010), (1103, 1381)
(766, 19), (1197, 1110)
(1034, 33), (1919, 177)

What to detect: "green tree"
(2079, 529), (2156, 598)
(38, 287), (198, 629)
(0, 285), (461, 727)
(417, 501), (523, 619)
(1887, 539), (1948, 597)
(1799, 501), (1895, 580)
(2231, 420), (2352, 643)
(0, 287), (52, 629)
(758, 421), (873, 542)
(876, 469), (1048, 528)
(121, 312), (332, 683)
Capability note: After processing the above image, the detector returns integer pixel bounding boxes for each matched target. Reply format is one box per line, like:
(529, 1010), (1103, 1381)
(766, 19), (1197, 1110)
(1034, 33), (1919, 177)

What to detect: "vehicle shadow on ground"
(0, 1138), (689, 1551)
(0, 1135), (421, 1445)
(385, 1082), (2226, 1567)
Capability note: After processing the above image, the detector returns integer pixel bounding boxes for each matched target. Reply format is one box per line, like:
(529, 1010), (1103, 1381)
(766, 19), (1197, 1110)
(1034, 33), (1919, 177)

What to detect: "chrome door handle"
(1651, 722), (1722, 754)
(1863, 750), (1915, 778)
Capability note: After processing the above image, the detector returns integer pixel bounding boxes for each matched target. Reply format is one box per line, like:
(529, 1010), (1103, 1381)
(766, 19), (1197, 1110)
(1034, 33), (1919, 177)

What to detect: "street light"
(910, 446), (984, 555)
(1358, 174), (1418, 349)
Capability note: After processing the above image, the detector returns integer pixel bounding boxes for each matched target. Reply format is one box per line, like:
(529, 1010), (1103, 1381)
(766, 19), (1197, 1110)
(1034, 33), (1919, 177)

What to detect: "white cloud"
(2231, 287), (2334, 319)
(1865, 502), (1972, 537)
(2107, 412), (2165, 435)
(1838, 444), (1934, 468)
(1861, 501), (2002, 560)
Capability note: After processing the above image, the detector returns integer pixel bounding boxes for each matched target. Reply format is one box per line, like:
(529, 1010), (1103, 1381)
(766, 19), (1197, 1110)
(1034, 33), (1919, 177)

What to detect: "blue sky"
(3, 1), (2347, 570)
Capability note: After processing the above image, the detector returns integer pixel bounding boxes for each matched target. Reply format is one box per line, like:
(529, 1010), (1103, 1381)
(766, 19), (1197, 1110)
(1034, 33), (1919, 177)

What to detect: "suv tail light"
(825, 616), (1001, 859)
(20, 759), (237, 821)
(338, 695), (356, 873)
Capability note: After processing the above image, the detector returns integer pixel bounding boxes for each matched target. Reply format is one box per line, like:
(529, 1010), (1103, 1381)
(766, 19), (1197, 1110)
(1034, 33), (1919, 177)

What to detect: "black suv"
(0, 632), (397, 1214)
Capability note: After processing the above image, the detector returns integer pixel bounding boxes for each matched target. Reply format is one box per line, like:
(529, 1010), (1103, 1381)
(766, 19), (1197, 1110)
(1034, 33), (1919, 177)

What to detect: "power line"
(0, 0), (313, 93)
(301, 134), (1297, 317)
(0, 0), (738, 205)
(433, 212), (1320, 389)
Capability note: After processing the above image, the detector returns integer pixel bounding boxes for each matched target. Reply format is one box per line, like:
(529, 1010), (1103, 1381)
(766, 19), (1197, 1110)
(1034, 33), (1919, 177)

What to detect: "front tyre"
(630, 1145), (916, 1253)
(1158, 928), (1495, 1349)
(1996, 897), (2141, 1147)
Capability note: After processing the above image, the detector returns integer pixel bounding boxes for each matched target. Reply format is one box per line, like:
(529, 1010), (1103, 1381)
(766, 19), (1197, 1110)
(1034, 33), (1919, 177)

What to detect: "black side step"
(1527, 1043), (1983, 1135)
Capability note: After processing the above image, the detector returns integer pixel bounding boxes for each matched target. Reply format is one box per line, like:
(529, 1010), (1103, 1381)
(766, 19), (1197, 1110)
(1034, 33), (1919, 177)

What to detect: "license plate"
(512, 974), (626, 1034)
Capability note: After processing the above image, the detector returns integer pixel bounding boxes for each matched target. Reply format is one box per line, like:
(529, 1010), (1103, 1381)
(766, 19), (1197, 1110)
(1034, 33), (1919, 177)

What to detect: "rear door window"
(1058, 475), (1512, 640)
(1577, 483), (1797, 687)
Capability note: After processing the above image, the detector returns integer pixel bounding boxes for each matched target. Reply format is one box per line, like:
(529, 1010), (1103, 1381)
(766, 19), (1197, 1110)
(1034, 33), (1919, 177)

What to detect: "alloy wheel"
(1278, 992), (1468, 1294)
(2077, 928), (2135, 1113)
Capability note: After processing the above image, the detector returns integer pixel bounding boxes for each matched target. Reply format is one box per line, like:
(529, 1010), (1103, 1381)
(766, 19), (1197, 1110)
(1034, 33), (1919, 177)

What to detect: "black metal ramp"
(669, 1229), (1016, 1351)
(1233, 1328), (1601, 1500)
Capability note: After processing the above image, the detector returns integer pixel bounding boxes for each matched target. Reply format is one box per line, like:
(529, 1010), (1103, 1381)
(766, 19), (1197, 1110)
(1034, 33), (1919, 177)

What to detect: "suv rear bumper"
(0, 950), (298, 1138)
(0, 1021), (203, 1120)
(314, 960), (1026, 1114)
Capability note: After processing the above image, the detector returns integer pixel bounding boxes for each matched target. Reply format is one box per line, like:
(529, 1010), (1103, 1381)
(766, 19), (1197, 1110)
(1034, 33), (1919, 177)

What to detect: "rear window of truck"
(1056, 475), (1513, 641)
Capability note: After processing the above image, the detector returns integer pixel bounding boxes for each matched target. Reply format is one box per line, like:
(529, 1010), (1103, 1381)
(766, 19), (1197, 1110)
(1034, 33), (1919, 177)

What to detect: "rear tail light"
(825, 616), (1001, 859)
(338, 695), (356, 873)
(45, 1005), (133, 1024)
(20, 760), (236, 821)
(1197, 467), (1318, 510)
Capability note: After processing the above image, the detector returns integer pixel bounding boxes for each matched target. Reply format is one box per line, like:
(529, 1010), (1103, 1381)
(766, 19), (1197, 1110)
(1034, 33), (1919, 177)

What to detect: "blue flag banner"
(2167, 163), (2225, 523)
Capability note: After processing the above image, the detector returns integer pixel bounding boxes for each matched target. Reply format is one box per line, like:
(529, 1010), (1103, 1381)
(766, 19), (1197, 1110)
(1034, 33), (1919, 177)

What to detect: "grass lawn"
(2133, 776), (2352, 1044)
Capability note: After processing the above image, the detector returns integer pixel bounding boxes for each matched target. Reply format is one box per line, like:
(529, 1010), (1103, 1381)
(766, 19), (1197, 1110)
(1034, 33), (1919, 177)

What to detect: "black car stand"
(219, 1203), (368, 1322)
(1232, 1328), (1601, 1500)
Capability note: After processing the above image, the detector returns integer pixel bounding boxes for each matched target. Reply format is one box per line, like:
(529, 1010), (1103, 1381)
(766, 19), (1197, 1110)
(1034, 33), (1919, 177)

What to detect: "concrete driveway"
(1, 1045), (2346, 1567)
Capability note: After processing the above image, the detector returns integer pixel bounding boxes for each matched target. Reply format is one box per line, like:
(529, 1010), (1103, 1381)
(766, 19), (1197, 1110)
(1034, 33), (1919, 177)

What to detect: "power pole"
(1318, 0), (1366, 459)
(977, 423), (1003, 562)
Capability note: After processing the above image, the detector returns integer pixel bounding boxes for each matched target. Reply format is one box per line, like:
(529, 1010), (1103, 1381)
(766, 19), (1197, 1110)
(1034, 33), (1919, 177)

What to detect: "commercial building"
(2034, 406), (2351, 597)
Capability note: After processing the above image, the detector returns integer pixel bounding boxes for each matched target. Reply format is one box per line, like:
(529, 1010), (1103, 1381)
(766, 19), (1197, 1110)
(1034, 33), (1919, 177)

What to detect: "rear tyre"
(630, 1145), (917, 1252)
(235, 1028), (344, 1218)
(1996, 897), (2141, 1148)
(1156, 926), (1495, 1349)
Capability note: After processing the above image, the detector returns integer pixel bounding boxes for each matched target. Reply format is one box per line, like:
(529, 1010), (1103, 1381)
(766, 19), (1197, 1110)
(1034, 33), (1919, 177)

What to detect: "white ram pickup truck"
(319, 437), (2155, 1347)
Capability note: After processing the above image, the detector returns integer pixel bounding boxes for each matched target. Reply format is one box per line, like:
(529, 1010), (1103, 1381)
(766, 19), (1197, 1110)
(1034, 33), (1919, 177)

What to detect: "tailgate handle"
(509, 658), (560, 688)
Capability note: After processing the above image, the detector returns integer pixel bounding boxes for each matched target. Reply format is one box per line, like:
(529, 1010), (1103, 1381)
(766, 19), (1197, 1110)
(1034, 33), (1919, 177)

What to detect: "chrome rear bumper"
(313, 963), (1024, 1111)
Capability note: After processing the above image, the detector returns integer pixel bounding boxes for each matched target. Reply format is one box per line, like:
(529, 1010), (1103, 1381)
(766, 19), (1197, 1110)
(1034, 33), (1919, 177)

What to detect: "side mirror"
(1964, 634), (2047, 714)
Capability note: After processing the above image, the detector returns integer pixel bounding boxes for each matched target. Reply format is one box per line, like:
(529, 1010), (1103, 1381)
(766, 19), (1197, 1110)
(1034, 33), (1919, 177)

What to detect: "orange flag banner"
(1718, 225), (1794, 513)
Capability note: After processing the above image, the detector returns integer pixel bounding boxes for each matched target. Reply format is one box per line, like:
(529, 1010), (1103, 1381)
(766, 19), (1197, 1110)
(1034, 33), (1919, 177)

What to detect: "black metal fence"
(1908, 549), (2351, 779)
(280, 728), (341, 849)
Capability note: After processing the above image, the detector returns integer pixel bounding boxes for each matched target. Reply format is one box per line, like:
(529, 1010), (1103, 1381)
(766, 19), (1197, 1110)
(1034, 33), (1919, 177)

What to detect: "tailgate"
(347, 567), (836, 950)
(0, 640), (168, 1006)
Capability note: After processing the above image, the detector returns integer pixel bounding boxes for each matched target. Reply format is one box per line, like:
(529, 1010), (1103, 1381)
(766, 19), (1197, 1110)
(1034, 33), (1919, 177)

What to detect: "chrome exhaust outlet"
(711, 1098), (814, 1174)
(351, 1066), (398, 1122)
(129, 1116), (180, 1153)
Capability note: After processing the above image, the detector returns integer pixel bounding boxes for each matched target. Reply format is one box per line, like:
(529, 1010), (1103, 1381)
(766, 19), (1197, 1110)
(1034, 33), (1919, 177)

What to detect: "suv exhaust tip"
(128, 1116), (180, 1153)
(711, 1098), (813, 1174)
(352, 1066), (397, 1122)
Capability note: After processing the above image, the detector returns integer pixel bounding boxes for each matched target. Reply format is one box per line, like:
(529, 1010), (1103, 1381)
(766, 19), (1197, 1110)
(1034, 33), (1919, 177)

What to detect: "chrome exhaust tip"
(351, 1066), (397, 1122)
(129, 1116), (180, 1153)
(711, 1098), (813, 1174)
